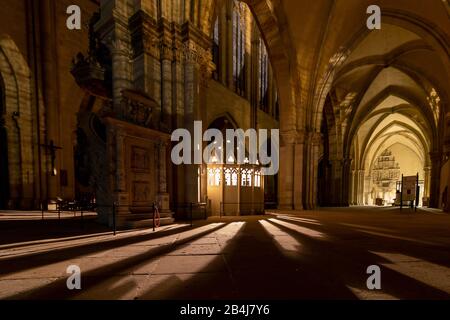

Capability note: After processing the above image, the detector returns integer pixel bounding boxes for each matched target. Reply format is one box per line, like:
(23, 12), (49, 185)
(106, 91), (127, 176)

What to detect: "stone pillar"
(277, 131), (305, 211)
(113, 128), (130, 225)
(111, 38), (132, 112)
(293, 137), (304, 210)
(349, 169), (355, 205)
(329, 159), (342, 206)
(160, 43), (173, 128)
(357, 170), (365, 206)
(445, 159), (450, 212)
(40, 0), (60, 201)
(341, 158), (351, 206)
(183, 55), (200, 204)
(278, 131), (295, 210)
(98, 2), (132, 112)
(429, 152), (441, 208)
(423, 166), (431, 199)
(157, 142), (171, 213)
(304, 132), (321, 210)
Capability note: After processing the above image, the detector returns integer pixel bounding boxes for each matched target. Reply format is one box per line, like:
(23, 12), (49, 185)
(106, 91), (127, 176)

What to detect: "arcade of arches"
(0, 0), (449, 225)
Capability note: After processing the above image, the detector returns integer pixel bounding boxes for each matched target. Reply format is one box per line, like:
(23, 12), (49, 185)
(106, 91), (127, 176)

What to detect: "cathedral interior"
(0, 0), (449, 301)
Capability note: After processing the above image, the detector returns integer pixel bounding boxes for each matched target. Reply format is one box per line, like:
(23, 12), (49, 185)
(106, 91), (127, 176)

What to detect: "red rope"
(154, 206), (161, 228)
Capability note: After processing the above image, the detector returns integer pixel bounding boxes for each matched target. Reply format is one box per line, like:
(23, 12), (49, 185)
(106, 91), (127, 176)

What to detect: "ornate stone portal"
(71, 10), (178, 228)
(370, 149), (401, 205)
(103, 115), (174, 228)
(70, 2), (217, 227)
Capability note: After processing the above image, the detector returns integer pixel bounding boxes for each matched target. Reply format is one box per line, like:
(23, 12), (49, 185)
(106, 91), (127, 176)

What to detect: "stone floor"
(0, 206), (449, 300)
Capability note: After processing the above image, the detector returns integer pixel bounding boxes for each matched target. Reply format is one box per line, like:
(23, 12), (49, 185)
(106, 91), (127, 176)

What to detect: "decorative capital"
(280, 130), (297, 145)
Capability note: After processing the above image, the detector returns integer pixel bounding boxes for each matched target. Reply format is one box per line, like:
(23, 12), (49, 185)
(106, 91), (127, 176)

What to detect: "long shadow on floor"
(137, 219), (359, 300)
(264, 217), (450, 299)
(4, 214), (450, 300)
(0, 222), (208, 276)
(272, 214), (450, 268)
(5, 222), (229, 300)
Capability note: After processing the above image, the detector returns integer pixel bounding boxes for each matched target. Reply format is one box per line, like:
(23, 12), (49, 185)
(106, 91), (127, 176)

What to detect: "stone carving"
(120, 90), (156, 128)
(131, 147), (150, 172)
(71, 11), (112, 98)
(132, 181), (151, 202)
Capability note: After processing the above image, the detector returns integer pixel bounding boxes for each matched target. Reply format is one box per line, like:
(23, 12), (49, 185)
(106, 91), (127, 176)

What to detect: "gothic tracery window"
(213, 18), (220, 80)
(241, 168), (252, 187)
(259, 38), (269, 112)
(232, 0), (246, 96)
(212, 0), (279, 120)
(208, 168), (222, 187)
(254, 170), (261, 187)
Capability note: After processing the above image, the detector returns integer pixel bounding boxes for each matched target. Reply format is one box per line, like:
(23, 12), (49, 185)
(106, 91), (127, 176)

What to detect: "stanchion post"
(153, 203), (156, 232)
(400, 174), (404, 211)
(415, 172), (419, 212)
(112, 202), (117, 236)
(190, 203), (193, 228)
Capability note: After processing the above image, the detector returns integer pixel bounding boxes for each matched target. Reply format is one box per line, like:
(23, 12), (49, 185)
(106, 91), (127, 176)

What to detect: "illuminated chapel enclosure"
(204, 0), (279, 216)
(203, 117), (266, 216)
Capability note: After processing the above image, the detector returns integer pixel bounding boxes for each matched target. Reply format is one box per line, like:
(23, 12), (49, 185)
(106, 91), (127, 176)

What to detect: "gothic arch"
(243, 0), (300, 133)
(0, 34), (36, 208)
(312, 11), (449, 136)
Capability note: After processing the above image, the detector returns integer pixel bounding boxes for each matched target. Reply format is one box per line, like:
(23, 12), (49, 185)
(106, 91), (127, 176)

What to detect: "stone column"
(423, 166), (431, 199)
(160, 41), (173, 128)
(304, 132), (321, 210)
(293, 135), (304, 210)
(98, 2), (132, 112)
(341, 158), (351, 206)
(113, 128), (130, 225)
(40, 0), (60, 201)
(349, 169), (355, 205)
(108, 35), (132, 112)
(429, 152), (441, 208)
(357, 170), (365, 206)
(183, 54), (199, 204)
(157, 142), (171, 213)
(445, 159), (450, 212)
(278, 131), (295, 210)
(330, 159), (342, 205)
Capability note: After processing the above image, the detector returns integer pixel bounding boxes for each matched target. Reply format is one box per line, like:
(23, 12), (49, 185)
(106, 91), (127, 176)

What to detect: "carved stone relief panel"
(125, 137), (157, 209)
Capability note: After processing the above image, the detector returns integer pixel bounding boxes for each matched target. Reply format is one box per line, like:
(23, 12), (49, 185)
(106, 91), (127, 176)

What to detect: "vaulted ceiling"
(243, 0), (449, 147)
